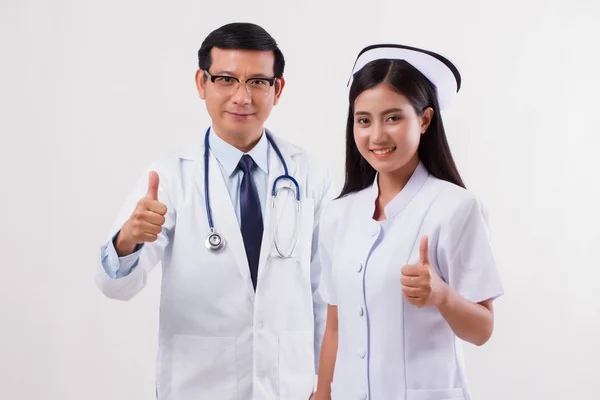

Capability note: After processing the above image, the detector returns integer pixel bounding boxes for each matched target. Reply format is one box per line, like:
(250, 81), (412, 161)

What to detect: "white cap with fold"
(347, 44), (462, 110)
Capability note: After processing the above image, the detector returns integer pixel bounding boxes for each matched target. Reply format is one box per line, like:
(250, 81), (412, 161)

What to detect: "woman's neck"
(373, 156), (420, 221)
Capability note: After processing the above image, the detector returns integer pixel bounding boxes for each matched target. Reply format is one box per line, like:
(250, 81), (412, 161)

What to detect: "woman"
(314, 44), (504, 400)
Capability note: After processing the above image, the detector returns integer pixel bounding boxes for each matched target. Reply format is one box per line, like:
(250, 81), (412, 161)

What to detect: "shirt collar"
(208, 126), (270, 176)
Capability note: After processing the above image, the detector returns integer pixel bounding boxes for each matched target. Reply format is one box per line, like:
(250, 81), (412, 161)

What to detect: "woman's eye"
(356, 118), (369, 124)
(387, 115), (402, 122)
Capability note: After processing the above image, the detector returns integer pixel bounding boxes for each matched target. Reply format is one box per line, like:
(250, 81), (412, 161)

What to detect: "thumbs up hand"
(115, 171), (168, 256)
(400, 235), (449, 308)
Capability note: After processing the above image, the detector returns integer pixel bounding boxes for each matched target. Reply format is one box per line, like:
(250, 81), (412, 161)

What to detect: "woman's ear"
(421, 107), (434, 134)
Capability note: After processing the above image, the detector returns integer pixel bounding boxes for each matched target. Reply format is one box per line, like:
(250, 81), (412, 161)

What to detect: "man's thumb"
(146, 171), (159, 200)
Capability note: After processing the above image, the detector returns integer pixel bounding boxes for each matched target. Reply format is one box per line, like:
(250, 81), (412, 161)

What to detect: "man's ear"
(196, 69), (206, 100)
(273, 77), (286, 105)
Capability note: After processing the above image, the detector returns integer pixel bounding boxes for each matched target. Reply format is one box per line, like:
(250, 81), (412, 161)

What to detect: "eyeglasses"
(204, 70), (276, 96)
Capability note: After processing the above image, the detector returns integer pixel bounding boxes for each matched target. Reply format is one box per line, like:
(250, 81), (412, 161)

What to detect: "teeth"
(373, 148), (394, 155)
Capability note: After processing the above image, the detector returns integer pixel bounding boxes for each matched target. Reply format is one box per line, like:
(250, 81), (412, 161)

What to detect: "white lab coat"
(319, 162), (504, 400)
(96, 134), (334, 400)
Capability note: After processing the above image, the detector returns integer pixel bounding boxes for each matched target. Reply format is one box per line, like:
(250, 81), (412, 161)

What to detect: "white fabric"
(348, 45), (460, 110)
(96, 133), (335, 400)
(318, 162), (503, 400)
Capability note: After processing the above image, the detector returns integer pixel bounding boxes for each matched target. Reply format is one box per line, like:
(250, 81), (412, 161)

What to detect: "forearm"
(437, 285), (494, 346)
(315, 304), (338, 399)
(315, 328), (337, 398)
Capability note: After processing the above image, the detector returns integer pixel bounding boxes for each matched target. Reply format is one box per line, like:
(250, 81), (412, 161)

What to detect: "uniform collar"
(207, 126), (270, 176)
(369, 161), (430, 220)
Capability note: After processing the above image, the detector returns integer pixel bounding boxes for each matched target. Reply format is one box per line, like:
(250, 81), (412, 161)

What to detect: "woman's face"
(353, 83), (432, 175)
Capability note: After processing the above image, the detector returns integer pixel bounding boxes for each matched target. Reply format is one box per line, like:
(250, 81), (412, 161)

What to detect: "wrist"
(115, 229), (136, 257)
(437, 281), (451, 306)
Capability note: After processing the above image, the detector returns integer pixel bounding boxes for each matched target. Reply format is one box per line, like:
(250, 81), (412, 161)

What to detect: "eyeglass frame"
(203, 70), (278, 95)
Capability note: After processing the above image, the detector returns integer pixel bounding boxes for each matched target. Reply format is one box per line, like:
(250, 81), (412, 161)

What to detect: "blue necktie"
(238, 154), (263, 290)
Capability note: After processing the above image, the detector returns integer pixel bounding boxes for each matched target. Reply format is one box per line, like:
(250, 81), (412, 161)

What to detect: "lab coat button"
(257, 321), (264, 330)
(357, 348), (366, 358)
(358, 392), (367, 400)
(357, 263), (363, 273)
(358, 306), (364, 316)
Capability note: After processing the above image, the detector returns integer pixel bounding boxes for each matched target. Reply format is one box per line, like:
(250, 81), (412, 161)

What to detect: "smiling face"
(196, 47), (285, 150)
(353, 83), (433, 176)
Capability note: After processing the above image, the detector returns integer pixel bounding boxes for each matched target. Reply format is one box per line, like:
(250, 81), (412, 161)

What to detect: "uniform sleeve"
(308, 162), (338, 375)
(436, 197), (504, 304)
(316, 202), (338, 306)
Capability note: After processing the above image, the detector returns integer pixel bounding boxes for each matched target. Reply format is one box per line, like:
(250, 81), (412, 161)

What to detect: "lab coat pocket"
(406, 388), (465, 400)
(279, 330), (315, 400)
(171, 335), (238, 400)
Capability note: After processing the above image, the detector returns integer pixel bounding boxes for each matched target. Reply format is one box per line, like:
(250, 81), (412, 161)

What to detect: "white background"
(1, 0), (599, 399)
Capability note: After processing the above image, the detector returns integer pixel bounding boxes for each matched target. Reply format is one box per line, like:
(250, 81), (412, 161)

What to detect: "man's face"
(196, 47), (285, 148)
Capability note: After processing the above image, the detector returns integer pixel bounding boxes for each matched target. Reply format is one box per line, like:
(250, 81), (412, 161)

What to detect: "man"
(97, 22), (333, 400)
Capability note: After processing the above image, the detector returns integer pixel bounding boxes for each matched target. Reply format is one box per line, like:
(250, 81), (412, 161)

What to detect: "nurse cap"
(347, 43), (462, 110)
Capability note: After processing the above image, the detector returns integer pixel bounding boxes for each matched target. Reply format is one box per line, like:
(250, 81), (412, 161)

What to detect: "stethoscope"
(203, 127), (301, 258)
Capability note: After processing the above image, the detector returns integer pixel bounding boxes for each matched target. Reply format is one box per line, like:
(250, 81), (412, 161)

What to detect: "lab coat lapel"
(257, 137), (297, 282)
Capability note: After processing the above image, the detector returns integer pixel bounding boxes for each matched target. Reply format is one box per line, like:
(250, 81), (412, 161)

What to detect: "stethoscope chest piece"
(205, 229), (225, 252)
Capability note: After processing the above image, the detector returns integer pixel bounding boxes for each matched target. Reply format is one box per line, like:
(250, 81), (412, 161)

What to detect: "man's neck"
(212, 126), (263, 153)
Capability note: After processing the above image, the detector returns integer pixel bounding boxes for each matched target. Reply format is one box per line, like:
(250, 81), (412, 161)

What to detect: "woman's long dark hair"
(339, 59), (465, 198)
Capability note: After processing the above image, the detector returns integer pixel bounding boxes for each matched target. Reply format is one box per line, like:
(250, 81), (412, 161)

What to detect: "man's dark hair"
(198, 22), (285, 77)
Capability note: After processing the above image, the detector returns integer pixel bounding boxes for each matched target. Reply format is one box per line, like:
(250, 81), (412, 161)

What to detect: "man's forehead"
(209, 47), (275, 75)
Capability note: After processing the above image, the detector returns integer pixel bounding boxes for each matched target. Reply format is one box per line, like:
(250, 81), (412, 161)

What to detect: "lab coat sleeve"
(95, 163), (176, 301)
(309, 165), (336, 375)
(436, 196), (504, 304)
